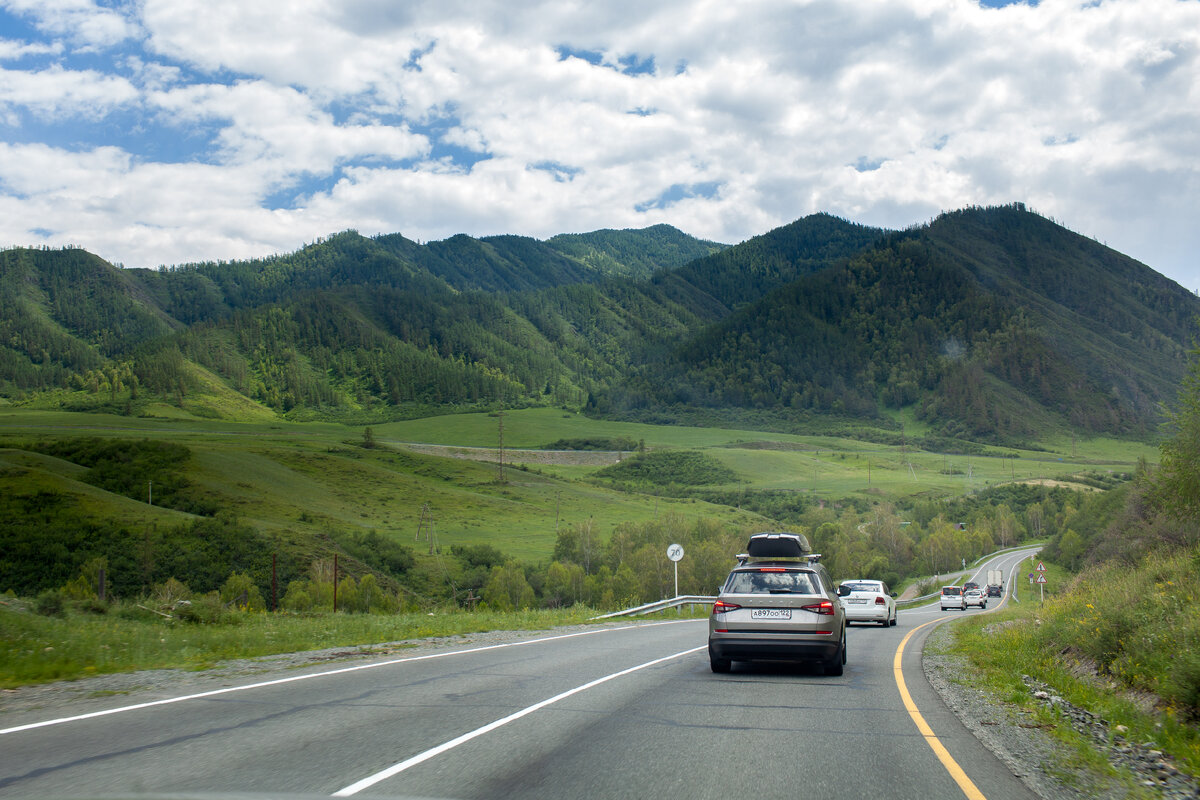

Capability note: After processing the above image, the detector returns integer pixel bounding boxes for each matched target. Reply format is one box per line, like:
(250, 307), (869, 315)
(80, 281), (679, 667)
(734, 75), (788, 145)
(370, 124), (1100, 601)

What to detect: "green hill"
(1, 205), (1196, 445)
(601, 204), (1200, 445)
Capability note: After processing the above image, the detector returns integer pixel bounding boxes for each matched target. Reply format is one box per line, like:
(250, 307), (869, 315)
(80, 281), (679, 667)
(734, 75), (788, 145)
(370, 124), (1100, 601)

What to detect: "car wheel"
(710, 656), (731, 673)
(825, 631), (846, 675)
(890, 611), (898, 626)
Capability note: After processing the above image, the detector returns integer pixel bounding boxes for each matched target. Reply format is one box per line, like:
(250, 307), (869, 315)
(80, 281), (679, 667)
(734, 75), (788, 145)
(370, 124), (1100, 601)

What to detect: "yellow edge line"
(894, 618), (988, 800)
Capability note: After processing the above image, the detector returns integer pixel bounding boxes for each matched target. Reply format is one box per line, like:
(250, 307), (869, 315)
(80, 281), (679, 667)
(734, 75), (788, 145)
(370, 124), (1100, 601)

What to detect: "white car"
(838, 579), (897, 627)
(964, 588), (987, 609)
(940, 586), (966, 610)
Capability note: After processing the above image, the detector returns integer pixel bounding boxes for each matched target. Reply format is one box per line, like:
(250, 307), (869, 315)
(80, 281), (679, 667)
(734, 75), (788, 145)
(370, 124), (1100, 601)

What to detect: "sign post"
(667, 543), (684, 598)
(1035, 561), (1047, 604)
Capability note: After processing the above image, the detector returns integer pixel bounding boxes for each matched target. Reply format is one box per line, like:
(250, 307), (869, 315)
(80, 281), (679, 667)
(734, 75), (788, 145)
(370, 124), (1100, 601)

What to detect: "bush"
(595, 450), (739, 486)
(73, 597), (110, 615)
(174, 593), (233, 624)
(34, 588), (66, 616)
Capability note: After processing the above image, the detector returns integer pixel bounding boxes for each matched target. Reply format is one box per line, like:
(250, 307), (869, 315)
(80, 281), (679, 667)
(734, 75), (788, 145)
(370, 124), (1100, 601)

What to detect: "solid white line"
(332, 644), (707, 796)
(0, 620), (701, 736)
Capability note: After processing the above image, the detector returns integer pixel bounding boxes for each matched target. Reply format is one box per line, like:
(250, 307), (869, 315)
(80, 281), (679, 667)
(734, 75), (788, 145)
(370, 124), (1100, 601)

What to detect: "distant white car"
(940, 586), (966, 611)
(964, 588), (987, 609)
(839, 579), (897, 626)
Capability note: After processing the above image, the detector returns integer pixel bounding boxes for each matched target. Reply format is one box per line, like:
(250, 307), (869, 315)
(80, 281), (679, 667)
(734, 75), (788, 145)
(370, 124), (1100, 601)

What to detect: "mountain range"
(1, 203), (1196, 445)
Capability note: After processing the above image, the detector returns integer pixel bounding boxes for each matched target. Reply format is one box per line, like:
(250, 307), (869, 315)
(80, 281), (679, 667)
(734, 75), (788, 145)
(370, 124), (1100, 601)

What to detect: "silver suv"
(708, 533), (849, 675)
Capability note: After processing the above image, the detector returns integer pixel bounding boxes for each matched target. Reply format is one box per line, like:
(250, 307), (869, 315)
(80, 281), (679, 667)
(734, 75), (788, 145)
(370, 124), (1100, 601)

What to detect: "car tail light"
(801, 600), (835, 615)
(875, 596), (887, 605)
(712, 599), (741, 615)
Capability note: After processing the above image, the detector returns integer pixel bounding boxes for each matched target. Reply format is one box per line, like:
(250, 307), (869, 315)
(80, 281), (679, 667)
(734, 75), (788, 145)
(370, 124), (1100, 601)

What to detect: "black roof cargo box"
(745, 532), (811, 559)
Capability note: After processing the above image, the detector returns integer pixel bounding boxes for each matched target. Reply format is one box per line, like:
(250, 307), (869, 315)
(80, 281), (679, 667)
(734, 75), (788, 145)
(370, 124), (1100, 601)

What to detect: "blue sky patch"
(527, 161), (582, 182)
(635, 181), (721, 212)
(556, 46), (656, 75)
(854, 157), (885, 172)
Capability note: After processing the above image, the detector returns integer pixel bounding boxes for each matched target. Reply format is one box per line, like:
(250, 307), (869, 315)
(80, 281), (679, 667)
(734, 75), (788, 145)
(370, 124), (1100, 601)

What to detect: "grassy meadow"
(0, 406), (1154, 569)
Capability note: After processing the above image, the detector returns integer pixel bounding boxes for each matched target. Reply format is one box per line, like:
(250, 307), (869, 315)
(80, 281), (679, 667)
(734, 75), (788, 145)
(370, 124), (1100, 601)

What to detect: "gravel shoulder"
(923, 622), (1199, 800)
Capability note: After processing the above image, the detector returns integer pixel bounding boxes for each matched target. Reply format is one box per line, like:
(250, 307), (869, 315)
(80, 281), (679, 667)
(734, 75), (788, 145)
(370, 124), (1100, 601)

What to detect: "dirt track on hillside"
(388, 441), (630, 466)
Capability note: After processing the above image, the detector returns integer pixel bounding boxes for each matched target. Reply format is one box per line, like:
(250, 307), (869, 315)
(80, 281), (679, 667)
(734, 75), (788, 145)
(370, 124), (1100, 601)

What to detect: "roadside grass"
(942, 545), (1200, 783)
(0, 600), (605, 688)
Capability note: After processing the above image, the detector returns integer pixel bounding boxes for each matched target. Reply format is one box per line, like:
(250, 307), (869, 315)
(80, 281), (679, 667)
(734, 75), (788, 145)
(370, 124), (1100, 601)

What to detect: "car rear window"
(727, 570), (816, 594)
(942, 587), (961, 595)
(843, 582), (881, 593)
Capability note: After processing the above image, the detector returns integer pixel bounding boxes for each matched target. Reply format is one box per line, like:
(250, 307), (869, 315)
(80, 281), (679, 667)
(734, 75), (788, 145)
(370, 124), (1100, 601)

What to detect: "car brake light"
(758, 567), (787, 572)
(875, 596), (886, 605)
(712, 599), (741, 615)
(801, 600), (835, 615)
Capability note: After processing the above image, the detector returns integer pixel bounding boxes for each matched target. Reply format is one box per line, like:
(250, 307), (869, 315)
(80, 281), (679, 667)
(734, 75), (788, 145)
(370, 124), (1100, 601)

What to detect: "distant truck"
(986, 569), (1003, 597)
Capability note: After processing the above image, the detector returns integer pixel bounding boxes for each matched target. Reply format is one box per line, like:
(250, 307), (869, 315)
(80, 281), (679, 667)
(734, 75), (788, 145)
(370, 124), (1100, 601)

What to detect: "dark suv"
(708, 533), (849, 675)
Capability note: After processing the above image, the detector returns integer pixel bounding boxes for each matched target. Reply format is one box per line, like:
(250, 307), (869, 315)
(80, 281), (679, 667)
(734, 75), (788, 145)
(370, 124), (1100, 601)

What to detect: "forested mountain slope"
(1, 205), (1196, 444)
(602, 204), (1200, 443)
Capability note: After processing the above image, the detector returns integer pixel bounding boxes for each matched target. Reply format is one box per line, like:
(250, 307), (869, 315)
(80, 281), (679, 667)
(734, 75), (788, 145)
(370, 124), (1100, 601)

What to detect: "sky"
(0, 0), (1198, 291)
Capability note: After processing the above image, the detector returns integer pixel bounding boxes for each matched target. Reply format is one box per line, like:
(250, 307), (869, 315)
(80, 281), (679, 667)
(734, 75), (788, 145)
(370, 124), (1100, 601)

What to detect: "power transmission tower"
(497, 404), (506, 484)
(416, 502), (432, 545)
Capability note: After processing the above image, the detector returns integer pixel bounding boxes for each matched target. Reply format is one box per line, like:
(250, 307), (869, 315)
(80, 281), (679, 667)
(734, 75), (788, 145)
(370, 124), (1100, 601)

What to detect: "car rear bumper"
(708, 634), (841, 663)
(844, 606), (889, 621)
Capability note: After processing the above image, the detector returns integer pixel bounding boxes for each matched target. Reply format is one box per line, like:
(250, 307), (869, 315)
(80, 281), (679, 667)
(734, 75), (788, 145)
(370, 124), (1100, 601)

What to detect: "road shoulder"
(923, 622), (1121, 800)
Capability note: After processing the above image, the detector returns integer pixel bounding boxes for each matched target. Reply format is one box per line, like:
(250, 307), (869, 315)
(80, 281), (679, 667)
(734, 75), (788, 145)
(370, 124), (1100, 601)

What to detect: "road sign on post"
(667, 543), (684, 598)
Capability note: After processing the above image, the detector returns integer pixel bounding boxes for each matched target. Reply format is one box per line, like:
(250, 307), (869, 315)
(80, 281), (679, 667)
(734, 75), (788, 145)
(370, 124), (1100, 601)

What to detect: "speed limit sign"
(667, 543), (684, 562)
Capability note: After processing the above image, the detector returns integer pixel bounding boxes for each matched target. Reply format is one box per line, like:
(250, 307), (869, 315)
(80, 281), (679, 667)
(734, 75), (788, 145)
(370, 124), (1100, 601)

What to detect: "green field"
(378, 407), (1154, 501)
(0, 407), (1155, 567)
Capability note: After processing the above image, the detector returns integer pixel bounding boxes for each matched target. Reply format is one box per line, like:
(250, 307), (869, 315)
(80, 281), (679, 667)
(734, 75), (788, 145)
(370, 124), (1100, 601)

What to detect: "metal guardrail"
(592, 595), (716, 619)
(897, 592), (940, 606)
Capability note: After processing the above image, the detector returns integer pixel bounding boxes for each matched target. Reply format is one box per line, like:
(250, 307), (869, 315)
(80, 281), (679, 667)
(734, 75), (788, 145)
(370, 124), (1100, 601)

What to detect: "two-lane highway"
(1, 549), (1041, 799)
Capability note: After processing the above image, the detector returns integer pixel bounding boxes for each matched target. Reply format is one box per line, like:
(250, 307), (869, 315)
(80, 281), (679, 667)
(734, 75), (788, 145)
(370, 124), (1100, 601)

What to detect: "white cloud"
(0, 38), (62, 59)
(0, 64), (137, 118)
(0, 0), (1196, 290)
(1, 0), (137, 49)
(150, 81), (428, 180)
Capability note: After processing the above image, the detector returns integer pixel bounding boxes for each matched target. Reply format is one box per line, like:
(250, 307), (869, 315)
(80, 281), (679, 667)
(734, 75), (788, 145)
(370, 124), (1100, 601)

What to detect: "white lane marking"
(0, 620), (702, 736)
(332, 644), (707, 796)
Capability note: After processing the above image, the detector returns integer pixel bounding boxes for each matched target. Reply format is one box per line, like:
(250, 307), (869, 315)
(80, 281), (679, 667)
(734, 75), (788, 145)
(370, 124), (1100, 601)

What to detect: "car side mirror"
(890, 592), (897, 598)
(836, 585), (851, 597)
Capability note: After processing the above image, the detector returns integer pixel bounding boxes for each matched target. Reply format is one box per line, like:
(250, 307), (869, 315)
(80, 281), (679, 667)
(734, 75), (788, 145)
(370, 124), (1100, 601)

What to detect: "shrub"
(220, 572), (266, 611)
(34, 588), (66, 616)
(174, 593), (232, 624)
(73, 597), (110, 615)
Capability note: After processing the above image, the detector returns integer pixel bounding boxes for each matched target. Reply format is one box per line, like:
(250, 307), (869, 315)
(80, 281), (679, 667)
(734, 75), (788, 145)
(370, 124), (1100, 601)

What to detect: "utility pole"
(416, 502), (434, 554)
(497, 404), (506, 484)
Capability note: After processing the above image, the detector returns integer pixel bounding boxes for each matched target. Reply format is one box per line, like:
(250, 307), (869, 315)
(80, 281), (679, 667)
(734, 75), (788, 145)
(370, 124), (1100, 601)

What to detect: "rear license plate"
(848, 598), (867, 604)
(751, 608), (792, 620)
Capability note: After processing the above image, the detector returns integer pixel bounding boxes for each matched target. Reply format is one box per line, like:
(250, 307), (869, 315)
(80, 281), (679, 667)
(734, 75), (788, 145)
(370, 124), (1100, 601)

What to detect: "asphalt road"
(0, 548), (1041, 800)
